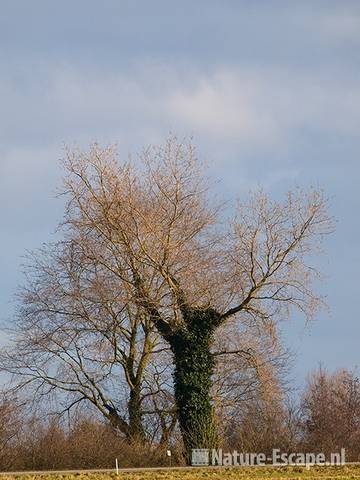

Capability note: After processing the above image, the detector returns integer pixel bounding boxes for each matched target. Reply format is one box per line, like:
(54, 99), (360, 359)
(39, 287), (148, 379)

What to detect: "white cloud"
(1, 63), (360, 179)
(167, 68), (360, 147)
(167, 72), (279, 145)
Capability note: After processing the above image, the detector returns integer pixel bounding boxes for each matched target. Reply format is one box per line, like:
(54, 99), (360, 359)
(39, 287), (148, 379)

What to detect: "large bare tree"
(1, 238), (174, 443)
(2, 138), (332, 457)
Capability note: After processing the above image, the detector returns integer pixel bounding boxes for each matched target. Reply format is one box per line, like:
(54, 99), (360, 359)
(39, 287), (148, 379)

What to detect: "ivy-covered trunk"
(169, 308), (219, 460)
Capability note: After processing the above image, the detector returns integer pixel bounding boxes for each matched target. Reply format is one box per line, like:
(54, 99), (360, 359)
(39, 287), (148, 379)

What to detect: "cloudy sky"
(1, 0), (359, 386)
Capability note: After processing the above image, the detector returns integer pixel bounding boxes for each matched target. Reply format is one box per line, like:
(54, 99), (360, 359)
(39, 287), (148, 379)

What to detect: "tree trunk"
(169, 308), (219, 461)
(105, 387), (145, 443)
(128, 386), (145, 443)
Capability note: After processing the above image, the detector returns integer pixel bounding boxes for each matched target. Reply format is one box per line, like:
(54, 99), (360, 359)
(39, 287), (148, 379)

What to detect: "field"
(2, 466), (360, 480)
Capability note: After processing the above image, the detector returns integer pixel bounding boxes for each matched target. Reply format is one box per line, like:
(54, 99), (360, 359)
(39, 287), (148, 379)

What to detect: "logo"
(191, 448), (210, 466)
(190, 448), (346, 467)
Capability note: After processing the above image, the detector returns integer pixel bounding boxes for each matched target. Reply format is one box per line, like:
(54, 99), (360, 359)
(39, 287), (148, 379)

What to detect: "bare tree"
(212, 319), (291, 448)
(1, 237), (173, 443)
(300, 367), (360, 459)
(2, 138), (333, 457)
(0, 393), (22, 469)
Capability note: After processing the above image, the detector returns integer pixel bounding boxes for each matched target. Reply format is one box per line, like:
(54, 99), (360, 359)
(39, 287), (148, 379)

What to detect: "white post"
(115, 458), (119, 475)
(167, 449), (172, 467)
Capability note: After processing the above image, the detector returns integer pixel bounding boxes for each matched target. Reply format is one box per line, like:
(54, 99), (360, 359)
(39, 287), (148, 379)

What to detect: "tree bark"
(105, 390), (145, 443)
(128, 386), (145, 442)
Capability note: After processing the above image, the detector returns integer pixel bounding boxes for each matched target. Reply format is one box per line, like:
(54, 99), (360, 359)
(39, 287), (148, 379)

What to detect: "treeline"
(225, 367), (360, 458)
(1, 367), (360, 470)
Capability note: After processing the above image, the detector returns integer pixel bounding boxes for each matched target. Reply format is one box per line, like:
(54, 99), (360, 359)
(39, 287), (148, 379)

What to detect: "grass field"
(2, 466), (360, 480)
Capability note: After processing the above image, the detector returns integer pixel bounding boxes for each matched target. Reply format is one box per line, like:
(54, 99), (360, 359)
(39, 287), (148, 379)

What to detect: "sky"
(0, 0), (359, 388)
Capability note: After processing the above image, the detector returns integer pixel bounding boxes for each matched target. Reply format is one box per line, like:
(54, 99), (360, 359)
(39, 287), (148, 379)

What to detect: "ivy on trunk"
(167, 308), (220, 458)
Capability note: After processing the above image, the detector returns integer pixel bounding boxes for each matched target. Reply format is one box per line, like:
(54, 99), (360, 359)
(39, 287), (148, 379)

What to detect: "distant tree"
(212, 317), (291, 447)
(219, 349), (292, 453)
(300, 368), (360, 459)
(0, 394), (22, 469)
(1, 138), (333, 458)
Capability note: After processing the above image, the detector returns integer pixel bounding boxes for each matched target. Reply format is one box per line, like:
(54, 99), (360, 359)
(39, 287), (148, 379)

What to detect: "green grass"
(2, 465), (360, 480)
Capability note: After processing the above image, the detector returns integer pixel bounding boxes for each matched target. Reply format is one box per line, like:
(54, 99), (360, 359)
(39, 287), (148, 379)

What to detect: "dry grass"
(2, 465), (360, 480)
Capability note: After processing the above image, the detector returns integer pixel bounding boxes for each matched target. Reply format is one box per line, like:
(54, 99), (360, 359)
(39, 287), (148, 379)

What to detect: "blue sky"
(1, 0), (359, 386)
